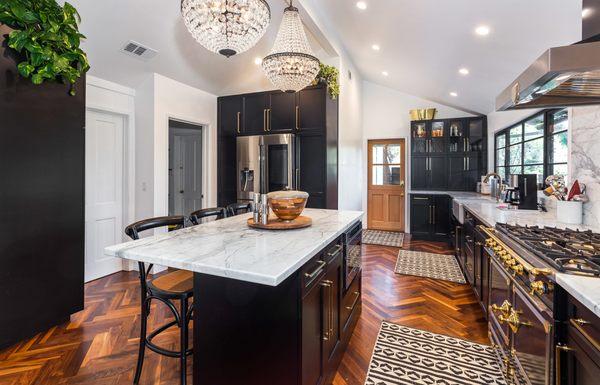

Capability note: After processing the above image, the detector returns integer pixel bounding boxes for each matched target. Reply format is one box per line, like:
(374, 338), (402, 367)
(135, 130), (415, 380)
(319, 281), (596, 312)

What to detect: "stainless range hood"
(496, 0), (600, 111)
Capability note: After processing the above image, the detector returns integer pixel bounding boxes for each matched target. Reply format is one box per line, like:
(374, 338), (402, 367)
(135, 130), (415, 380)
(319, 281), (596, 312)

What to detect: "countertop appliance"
(479, 223), (600, 385)
(236, 134), (295, 201)
(343, 221), (362, 291)
(496, 0), (600, 110)
(517, 174), (538, 210)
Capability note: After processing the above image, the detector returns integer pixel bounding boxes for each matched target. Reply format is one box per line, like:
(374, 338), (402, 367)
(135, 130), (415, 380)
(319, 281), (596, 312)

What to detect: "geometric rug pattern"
(365, 321), (507, 385)
(363, 230), (405, 248)
(394, 250), (466, 284)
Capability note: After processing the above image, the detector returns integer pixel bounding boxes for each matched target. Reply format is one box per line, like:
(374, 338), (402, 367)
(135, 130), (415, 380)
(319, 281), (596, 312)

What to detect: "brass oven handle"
(556, 344), (573, 385)
(346, 291), (360, 310)
(499, 309), (531, 334)
(295, 106), (300, 130)
(570, 318), (600, 351)
(305, 260), (326, 280)
(491, 300), (512, 317)
(236, 112), (241, 133)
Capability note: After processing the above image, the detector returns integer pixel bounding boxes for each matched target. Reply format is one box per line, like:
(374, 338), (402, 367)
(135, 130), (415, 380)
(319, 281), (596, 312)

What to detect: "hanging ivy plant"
(313, 63), (340, 100)
(0, 0), (90, 95)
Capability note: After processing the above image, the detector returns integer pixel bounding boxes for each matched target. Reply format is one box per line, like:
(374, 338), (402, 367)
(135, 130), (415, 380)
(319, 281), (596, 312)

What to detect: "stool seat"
(149, 270), (193, 294)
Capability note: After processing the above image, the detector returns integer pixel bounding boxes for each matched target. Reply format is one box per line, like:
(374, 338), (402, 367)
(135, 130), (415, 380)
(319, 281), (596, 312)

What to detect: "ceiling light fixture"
(356, 1), (367, 10)
(382, 71), (389, 76)
(371, 44), (380, 51)
(450, 92), (458, 97)
(254, 57), (263, 65)
(475, 25), (490, 36)
(181, 0), (271, 58)
(262, 0), (320, 92)
(459, 68), (470, 75)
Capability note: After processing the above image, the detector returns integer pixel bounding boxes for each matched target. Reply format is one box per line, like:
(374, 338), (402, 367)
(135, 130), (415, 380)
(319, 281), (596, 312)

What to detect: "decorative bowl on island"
(267, 190), (309, 221)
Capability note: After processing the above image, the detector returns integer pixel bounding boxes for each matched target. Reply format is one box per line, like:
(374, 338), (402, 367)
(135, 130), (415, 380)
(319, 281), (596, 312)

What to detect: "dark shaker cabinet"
(0, 24), (85, 349)
(243, 93), (269, 134)
(410, 194), (451, 241)
(217, 96), (242, 206)
(269, 91), (297, 132)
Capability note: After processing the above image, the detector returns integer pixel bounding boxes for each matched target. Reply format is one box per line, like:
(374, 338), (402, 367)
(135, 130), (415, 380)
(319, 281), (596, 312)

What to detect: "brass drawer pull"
(305, 260), (326, 280)
(236, 112), (241, 133)
(556, 344), (574, 385)
(295, 106), (300, 130)
(570, 318), (600, 351)
(346, 291), (360, 310)
(327, 245), (343, 258)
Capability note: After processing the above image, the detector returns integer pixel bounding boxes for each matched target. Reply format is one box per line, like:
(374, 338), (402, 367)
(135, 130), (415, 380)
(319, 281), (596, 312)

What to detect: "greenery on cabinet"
(0, 0), (90, 95)
(313, 63), (339, 100)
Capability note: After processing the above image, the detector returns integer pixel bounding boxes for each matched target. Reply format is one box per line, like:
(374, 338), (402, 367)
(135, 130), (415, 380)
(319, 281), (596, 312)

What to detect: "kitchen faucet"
(483, 172), (503, 202)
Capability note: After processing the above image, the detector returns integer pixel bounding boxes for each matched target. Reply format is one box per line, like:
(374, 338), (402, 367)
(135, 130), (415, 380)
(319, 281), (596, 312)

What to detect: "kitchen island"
(105, 208), (364, 385)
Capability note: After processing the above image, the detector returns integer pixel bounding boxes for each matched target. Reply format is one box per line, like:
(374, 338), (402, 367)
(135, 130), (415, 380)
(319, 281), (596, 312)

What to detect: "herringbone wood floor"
(0, 236), (487, 385)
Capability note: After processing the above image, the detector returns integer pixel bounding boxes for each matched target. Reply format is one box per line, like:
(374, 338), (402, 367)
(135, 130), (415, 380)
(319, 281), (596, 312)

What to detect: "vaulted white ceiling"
(313, 0), (582, 114)
(70, 0), (333, 96)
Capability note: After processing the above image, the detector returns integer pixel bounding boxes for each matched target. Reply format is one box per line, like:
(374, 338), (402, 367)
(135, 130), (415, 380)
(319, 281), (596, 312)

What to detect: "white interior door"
(85, 110), (124, 282)
(171, 129), (203, 216)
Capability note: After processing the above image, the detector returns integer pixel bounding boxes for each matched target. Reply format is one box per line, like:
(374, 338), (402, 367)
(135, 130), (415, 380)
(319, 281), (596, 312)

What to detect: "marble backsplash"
(570, 105), (600, 229)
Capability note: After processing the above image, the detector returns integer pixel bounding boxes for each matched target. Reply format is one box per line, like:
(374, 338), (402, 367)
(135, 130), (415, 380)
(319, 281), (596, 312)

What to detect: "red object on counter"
(567, 180), (581, 201)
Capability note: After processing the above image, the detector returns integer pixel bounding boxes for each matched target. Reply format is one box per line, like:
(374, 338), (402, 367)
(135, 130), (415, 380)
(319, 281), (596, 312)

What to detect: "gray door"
(170, 128), (203, 216)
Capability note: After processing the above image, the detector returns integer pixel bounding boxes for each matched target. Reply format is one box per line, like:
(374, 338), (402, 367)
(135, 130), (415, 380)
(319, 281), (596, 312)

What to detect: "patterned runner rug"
(394, 250), (466, 284)
(365, 322), (507, 385)
(363, 230), (405, 248)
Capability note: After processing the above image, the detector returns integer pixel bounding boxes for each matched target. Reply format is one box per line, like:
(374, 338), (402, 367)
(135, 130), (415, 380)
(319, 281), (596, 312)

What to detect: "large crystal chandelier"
(181, 0), (271, 57)
(262, 1), (320, 92)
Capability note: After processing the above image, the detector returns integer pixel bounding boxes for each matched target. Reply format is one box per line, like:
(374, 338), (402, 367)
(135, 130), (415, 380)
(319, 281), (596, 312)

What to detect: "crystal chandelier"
(181, 0), (271, 57)
(262, 1), (320, 92)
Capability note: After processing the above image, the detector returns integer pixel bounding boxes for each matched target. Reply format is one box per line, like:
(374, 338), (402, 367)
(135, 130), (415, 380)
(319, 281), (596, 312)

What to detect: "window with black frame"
(494, 109), (568, 188)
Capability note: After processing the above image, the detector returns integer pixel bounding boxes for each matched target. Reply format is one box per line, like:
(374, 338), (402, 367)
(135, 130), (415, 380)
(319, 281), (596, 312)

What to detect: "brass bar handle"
(295, 168), (300, 189)
(327, 245), (343, 258)
(570, 318), (600, 351)
(305, 260), (326, 280)
(432, 205), (436, 225)
(556, 344), (573, 385)
(321, 280), (333, 341)
(267, 109), (272, 131)
(263, 109), (267, 132)
(295, 106), (300, 130)
(345, 291), (360, 310)
(413, 197), (429, 200)
(236, 112), (241, 134)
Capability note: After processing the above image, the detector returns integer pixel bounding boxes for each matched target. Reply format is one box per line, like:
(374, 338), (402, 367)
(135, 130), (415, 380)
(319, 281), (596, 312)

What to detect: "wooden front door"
(367, 139), (406, 231)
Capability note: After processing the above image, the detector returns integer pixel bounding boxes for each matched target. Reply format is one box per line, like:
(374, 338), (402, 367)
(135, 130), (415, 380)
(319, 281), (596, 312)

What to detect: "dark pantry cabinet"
(0, 25), (85, 349)
(217, 84), (338, 209)
(409, 194), (451, 241)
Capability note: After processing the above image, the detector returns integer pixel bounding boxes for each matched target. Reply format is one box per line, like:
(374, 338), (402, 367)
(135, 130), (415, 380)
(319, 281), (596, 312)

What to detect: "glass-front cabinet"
(411, 120), (446, 153)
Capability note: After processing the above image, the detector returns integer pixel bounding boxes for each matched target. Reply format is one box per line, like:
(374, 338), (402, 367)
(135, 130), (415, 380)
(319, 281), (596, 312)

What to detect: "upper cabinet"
(410, 116), (487, 192)
(219, 96), (243, 137)
(243, 93), (270, 135)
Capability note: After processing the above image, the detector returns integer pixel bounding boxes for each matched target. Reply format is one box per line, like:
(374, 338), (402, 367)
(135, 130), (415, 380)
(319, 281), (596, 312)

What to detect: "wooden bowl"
(267, 191), (309, 221)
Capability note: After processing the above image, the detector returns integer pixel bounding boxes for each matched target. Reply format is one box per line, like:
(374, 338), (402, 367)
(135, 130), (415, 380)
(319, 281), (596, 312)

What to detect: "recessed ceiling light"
(475, 25), (490, 36)
(382, 71), (389, 76)
(356, 1), (367, 10)
(254, 57), (262, 65)
(582, 8), (593, 18)
(450, 92), (458, 97)
(459, 68), (470, 75)
(372, 44), (380, 51)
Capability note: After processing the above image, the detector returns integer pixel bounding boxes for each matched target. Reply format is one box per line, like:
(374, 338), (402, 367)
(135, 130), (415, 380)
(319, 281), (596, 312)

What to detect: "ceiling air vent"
(121, 41), (158, 61)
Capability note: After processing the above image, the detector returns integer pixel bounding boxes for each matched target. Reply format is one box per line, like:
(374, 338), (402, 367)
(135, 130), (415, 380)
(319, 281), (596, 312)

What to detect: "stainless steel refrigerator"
(236, 134), (295, 201)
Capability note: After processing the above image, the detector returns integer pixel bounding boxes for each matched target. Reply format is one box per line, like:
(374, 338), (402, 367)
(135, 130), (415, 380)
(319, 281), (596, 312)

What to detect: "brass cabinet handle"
(236, 112), (241, 134)
(321, 279), (334, 341)
(556, 344), (573, 385)
(327, 245), (343, 258)
(346, 291), (360, 310)
(530, 281), (546, 296)
(295, 106), (300, 130)
(500, 309), (531, 334)
(305, 260), (326, 280)
(491, 300), (512, 317)
(570, 318), (600, 351)
(267, 108), (272, 131)
(263, 109), (267, 132)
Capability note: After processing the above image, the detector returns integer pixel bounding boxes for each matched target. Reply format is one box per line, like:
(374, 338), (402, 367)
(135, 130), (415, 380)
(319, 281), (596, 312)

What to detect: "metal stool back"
(124, 215), (192, 385)
(189, 207), (227, 225)
(227, 202), (253, 217)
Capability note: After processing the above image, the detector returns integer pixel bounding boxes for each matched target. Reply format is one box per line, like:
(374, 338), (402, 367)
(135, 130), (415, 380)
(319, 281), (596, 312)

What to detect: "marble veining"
(570, 106), (600, 229)
(105, 209), (363, 286)
(555, 273), (600, 318)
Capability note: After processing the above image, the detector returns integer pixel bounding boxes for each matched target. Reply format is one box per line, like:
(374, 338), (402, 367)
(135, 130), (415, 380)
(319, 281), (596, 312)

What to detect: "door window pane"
(509, 125), (522, 144)
(524, 164), (544, 184)
(524, 138), (544, 164)
(549, 131), (568, 163)
(496, 149), (506, 166)
(524, 115), (544, 141)
(496, 134), (506, 149)
(373, 144), (401, 164)
(372, 165), (401, 185)
(549, 109), (568, 134)
(509, 145), (522, 165)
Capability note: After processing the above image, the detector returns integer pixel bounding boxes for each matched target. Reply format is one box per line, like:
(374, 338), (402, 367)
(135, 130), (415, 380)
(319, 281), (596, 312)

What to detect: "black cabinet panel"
(301, 276), (323, 385)
(429, 156), (448, 190)
(298, 87), (325, 131)
(298, 133), (325, 208)
(448, 155), (465, 190)
(410, 194), (451, 241)
(411, 157), (428, 190)
(243, 93), (268, 134)
(410, 195), (432, 237)
(219, 96), (242, 136)
(432, 195), (451, 237)
(218, 96), (242, 206)
(269, 91), (296, 132)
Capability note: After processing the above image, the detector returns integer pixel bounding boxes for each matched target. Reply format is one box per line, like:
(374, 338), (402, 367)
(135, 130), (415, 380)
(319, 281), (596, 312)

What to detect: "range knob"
(498, 250), (508, 257)
(530, 281), (547, 296)
(493, 246), (503, 252)
(511, 264), (524, 276)
(505, 258), (517, 266)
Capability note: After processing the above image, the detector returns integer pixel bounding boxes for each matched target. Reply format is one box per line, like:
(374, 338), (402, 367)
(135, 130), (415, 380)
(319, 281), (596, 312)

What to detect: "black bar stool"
(227, 202), (252, 217)
(189, 207), (227, 225)
(124, 216), (193, 385)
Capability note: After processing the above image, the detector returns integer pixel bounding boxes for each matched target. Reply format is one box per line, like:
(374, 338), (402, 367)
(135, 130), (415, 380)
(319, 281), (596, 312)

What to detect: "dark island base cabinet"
(193, 235), (361, 385)
(409, 194), (451, 241)
(217, 84), (338, 209)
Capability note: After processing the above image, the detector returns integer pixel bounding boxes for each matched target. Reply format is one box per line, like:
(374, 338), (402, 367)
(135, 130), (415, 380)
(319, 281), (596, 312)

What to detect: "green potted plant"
(313, 63), (340, 100)
(0, 0), (89, 95)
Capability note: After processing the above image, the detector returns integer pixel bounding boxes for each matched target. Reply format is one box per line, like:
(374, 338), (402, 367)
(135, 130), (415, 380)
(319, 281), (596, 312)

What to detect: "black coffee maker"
(505, 174), (538, 210)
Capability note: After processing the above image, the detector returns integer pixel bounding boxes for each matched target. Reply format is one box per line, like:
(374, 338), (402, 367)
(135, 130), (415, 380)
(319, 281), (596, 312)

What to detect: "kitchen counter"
(555, 273), (600, 318)
(105, 208), (363, 286)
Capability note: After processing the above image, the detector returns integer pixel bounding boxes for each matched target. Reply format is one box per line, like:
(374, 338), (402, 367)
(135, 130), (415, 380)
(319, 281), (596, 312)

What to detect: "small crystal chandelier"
(181, 0), (271, 58)
(262, 0), (320, 92)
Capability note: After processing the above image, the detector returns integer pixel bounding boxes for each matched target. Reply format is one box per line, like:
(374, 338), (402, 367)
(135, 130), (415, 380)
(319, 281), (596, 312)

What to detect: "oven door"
(489, 257), (512, 345)
(344, 223), (362, 291)
(510, 285), (553, 385)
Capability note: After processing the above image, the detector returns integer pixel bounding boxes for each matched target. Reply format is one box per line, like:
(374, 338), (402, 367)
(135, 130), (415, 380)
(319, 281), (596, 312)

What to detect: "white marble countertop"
(105, 209), (363, 286)
(555, 274), (600, 318)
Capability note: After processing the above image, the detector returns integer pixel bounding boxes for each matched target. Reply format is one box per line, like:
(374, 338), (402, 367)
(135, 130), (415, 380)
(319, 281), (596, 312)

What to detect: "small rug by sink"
(363, 230), (405, 248)
(394, 250), (466, 284)
(365, 322), (506, 385)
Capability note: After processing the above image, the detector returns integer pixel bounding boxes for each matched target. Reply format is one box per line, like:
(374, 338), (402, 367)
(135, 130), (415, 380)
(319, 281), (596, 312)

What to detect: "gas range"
(495, 224), (600, 277)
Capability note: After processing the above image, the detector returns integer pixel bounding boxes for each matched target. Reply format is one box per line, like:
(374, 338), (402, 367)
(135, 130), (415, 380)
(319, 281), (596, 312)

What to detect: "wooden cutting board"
(247, 216), (312, 230)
